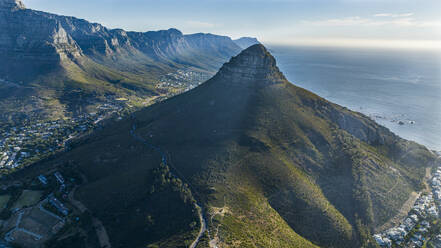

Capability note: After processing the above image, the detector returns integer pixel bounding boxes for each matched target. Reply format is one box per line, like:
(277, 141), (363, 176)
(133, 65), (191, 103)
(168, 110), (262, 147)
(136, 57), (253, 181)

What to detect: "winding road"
(189, 203), (207, 248)
(130, 124), (207, 248)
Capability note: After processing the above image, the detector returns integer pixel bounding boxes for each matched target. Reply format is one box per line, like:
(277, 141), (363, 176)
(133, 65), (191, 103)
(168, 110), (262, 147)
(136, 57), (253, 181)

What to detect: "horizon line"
(263, 38), (441, 51)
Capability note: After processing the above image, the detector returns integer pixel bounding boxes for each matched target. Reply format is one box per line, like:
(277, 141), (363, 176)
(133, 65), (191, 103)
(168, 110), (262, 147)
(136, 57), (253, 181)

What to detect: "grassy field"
(0, 195), (10, 210)
(13, 190), (43, 209)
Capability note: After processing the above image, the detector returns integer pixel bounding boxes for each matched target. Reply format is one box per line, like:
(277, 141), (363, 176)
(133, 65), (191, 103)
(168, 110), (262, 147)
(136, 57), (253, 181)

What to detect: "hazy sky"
(25, 0), (441, 50)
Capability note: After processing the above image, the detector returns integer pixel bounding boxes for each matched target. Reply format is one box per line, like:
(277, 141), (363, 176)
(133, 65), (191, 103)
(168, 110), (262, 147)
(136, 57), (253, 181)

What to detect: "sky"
(24, 0), (441, 50)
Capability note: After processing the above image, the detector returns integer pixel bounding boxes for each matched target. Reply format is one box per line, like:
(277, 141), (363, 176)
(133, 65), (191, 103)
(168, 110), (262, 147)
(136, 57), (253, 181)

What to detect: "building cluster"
(374, 165), (441, 247)
(39, 172), (69, 216)
(432, 168), (441, 201)
(54, 172), (66, 191)
(38, 175), (48, 185)
(0, 119), (77, 170)
(0, 98), (125, 171)
(157, 69), (209, 92)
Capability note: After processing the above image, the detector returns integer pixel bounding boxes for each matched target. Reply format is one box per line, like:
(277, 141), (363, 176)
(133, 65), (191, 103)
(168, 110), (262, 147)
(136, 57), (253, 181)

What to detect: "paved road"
(5, 210), (43, 241)
(130, 124), (207, 248)
(189, 203), (207, 248)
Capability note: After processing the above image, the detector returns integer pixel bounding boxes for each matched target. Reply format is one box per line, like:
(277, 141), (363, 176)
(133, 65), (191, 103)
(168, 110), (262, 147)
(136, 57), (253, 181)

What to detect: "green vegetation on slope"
(9, 45), (438, 248)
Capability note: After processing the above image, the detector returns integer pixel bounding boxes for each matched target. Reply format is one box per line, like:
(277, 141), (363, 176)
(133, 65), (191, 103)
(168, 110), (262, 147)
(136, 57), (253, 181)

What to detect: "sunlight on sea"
(270, 45), (441, 151)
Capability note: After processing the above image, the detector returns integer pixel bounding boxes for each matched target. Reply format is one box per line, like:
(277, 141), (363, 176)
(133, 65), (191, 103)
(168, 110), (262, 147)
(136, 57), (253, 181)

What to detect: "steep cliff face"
(216, 44), (286, 83)
(0, 1), (83, 81)
(0, 2), (252, 83)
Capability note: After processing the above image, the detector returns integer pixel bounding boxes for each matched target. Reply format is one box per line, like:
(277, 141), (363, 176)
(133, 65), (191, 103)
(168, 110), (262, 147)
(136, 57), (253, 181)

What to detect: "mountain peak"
(233, 37), (260, 49)
(216, 44), (286, 84)
(0, 0), (25, 10)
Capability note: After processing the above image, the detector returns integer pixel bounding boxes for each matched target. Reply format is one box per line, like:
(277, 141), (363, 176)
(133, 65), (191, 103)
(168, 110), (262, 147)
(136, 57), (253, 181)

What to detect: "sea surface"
(270, 45), (441, 151)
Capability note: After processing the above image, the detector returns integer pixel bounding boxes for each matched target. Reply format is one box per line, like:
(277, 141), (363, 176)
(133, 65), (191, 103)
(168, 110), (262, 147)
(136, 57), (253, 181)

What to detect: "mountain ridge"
(0, 2), (257, 83)
(0, 0), (259, 125)
(12, 44), (437, 248)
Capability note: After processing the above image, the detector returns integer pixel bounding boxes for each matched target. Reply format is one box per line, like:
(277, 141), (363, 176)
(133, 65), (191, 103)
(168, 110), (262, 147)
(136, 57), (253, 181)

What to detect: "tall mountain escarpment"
(0, 0), (247, 83)
(0, 0), (258, 123)
(20, 44), (437, 248)
(0, 0), (82, 80)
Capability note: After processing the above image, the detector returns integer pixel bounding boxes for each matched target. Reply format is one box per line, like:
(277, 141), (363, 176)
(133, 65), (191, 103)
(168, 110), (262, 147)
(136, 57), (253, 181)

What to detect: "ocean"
(269, 45), (441, 151)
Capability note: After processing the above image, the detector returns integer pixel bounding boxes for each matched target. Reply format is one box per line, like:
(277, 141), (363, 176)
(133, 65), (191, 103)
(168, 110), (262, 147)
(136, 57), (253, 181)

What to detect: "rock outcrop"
(0, 4), (84, 80)
(233, 37), (260, 49)
(0, 0), (25, 10)
(216, 44), (286, 84)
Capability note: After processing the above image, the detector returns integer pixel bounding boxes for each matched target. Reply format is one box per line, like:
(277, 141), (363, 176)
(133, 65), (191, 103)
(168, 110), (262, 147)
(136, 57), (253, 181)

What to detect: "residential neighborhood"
(0, 68), (207, 175)
(157, 69), (210, 93)
(374, 162), (441, 247)
(0, 97), (127, 173)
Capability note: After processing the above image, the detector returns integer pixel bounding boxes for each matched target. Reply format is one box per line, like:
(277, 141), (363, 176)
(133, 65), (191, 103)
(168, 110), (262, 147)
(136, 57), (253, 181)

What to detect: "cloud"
(303, 16), (371, 26)
(185, 20), (216, 29)
(302, 16), (441, 28)
(267, 37), (441, 51)
(373, 13), (414, 18)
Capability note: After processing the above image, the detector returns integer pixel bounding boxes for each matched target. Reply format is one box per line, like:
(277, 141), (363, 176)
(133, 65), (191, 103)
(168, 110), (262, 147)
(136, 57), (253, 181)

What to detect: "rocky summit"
(0, 0), (25, 10)
(216, 44), (286, 84)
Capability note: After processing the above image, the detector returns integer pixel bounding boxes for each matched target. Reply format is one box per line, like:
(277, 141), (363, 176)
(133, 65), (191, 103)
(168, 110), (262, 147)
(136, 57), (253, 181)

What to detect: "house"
(20, 151), (30, 158)
(386, 228), (405, 241)
(410, 214), (418, 223)
(38, 175), (48, 185)
(403, 218), (415, 231)
(48, 195), (68, 216)
(427, 206), (438, 217)
(421, 220), (430, 228)
(54, 172), (65, 184)
(374, 235), (387, 246)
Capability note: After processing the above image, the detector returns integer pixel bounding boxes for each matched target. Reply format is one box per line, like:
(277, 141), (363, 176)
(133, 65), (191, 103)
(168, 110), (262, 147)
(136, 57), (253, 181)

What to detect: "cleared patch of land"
(0, 195), (10, 210)
(375, 191), (420, 233)
(13, 190), (43, 209)
(3, 206), (64, 248)
(375, 167), (434, 233)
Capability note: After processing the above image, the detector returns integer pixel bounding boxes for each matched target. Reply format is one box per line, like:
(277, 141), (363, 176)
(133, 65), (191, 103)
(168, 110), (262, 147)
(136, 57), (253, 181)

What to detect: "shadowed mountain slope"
(19, 44), (437, 248)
